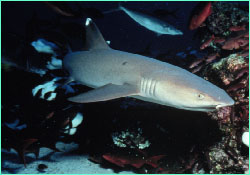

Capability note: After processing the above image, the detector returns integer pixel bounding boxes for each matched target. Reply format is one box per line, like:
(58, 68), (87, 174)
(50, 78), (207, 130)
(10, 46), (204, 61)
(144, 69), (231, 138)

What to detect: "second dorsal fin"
(85, 18), (110, 50)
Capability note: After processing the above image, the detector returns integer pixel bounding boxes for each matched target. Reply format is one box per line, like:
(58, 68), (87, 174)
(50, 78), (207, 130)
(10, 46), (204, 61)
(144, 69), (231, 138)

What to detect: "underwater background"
(2, 1), (249, 174)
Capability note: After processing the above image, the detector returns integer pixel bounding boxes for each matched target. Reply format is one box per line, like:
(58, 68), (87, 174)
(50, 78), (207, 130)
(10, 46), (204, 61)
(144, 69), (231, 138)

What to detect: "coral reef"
(112, 128), (151, 150)
(202, 53), (249, 174)
(207, 2), (248, 36)
(188, 2), (249, 173)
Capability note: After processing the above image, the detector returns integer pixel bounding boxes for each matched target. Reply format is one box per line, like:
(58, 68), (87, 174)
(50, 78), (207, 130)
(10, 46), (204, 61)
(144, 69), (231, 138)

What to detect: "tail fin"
(103, 3), (123, 14)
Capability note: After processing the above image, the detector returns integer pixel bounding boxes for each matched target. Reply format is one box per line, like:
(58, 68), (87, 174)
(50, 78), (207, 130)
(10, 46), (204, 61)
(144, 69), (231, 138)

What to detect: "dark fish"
(44, 2), (75, 17)
(189, 2), (212, 30)
(188, 2), (212, 30)
(44, 2), (104, 19)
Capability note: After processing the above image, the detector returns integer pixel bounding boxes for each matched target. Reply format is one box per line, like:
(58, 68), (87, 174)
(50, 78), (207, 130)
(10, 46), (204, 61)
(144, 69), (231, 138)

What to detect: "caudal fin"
(103, 3), (123, 14)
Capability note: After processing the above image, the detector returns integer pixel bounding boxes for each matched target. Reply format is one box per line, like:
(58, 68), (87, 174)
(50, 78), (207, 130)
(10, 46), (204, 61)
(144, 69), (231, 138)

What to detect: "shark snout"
(215, 97), (235, 109)
(175, 30), (183, 35)
(169, 29), (183, 35)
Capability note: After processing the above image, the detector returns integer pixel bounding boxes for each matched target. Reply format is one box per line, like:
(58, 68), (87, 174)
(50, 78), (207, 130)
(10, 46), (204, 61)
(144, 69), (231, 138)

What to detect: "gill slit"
(141, 77), (157, 97)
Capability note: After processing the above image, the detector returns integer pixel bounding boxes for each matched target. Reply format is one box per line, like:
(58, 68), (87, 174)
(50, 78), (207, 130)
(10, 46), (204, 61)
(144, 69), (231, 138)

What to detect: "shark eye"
(197, 93), (205, 100)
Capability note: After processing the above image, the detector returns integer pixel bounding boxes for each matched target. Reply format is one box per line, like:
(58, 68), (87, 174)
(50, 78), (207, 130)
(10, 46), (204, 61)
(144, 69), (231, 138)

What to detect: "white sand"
(2, 142), (134, 174)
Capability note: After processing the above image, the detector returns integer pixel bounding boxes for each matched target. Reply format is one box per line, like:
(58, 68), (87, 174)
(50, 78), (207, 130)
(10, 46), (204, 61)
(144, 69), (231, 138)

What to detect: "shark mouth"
(216, 103), (234, 109)
(182, 105), (217, 112)
(184, 103), (234, 111)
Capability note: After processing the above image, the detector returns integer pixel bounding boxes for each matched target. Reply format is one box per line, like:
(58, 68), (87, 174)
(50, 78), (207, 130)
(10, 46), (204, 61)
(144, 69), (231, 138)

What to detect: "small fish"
(189, 58), (204, 69)
(235, 67), (248, 80)
(213, 37), (225, 44)
(200, 35), (215, 50)
(222, 37), (248, 50)
(229, 25), (246, 32)
(191, 65), (203, 74)
(189, 2), (212, 30)
(205, 53), (219, 63)
(103, 153), (166, 168)
(227, 83), (245, 92)
(222, 30), (249, 50)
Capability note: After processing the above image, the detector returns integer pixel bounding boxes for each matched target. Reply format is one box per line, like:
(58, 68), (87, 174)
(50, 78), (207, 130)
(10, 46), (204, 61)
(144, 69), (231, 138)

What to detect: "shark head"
(165, 27), (183, 35)
(160, 24), (183, 35)
(153, 70), (234, 112)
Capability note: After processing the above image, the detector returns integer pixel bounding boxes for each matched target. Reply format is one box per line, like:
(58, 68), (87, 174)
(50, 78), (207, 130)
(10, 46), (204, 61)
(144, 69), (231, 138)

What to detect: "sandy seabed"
(2, 142), (134, 174)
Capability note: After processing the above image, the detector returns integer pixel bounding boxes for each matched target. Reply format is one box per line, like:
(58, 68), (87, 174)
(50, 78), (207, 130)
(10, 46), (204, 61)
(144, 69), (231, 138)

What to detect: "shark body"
(119, 5), (183, 35)
(63, 18), (234, 112)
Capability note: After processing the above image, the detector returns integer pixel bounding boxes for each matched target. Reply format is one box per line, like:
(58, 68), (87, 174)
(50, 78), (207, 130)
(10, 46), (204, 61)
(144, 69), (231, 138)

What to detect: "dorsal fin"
(85, 18), (110, 50)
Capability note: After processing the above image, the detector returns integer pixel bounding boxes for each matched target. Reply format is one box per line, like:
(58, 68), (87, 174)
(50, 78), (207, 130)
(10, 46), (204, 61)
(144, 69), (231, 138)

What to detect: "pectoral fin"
(68, 83), (139, 103)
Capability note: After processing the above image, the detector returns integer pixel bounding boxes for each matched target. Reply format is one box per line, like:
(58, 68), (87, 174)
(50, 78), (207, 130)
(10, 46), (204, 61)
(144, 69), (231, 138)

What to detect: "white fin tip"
(85, 18), (92, 26)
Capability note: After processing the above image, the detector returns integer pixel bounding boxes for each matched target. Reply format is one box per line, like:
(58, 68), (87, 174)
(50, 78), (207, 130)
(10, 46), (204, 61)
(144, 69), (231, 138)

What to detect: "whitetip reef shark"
(119, 5), (183, 35)
(105, 4), (183, 35)
(63, 18), (234, 112)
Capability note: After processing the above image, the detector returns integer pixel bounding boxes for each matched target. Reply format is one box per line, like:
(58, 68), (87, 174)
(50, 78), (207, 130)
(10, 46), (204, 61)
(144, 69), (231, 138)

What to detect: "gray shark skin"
(119, 5), (183, 35)
(63, 18), (234, 112)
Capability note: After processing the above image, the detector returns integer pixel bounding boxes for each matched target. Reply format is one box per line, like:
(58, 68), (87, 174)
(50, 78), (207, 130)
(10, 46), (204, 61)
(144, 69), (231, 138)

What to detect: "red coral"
(102, 153), (166, 169)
